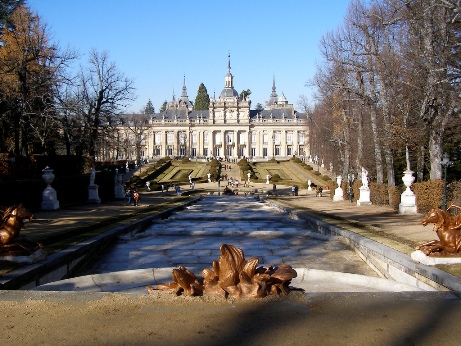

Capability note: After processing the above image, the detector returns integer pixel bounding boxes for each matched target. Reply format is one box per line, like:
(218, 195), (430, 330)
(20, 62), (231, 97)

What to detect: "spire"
(266, 75), (278, 106)
(178, 75), (193, 108)
(219, 52), (238, 100)
(181, 74), (187, 98)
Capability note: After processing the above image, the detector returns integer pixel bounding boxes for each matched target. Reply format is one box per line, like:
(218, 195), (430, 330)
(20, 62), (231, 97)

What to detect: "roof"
(152, 108), (308, 121)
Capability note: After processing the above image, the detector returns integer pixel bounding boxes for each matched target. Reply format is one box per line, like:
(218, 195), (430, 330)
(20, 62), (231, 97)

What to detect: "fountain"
(151, 244), (300, 298)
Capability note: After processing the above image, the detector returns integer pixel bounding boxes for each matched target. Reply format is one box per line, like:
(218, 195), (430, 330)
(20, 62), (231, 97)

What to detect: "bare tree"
(120, 113), (151, 163)
(400, 0), (461, 179)
(77, 49), (136, 157)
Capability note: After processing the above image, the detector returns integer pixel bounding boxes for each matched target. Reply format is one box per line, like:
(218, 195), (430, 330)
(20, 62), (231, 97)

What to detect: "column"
(209, 130), (214, 157)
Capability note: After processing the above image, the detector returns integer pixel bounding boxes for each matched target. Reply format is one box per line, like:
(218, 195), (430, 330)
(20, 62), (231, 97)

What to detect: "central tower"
(209, 53), (250, 124)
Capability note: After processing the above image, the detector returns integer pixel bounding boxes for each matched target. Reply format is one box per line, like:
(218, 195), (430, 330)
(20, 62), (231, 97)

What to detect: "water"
(81, 196), (378, 278)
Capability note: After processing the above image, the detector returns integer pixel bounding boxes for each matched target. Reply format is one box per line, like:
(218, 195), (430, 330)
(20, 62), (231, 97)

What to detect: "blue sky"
(27, 0), (350, 113)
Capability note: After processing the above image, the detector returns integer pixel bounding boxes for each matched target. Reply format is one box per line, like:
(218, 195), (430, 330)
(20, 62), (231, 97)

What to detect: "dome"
(220, 87), (239, 99)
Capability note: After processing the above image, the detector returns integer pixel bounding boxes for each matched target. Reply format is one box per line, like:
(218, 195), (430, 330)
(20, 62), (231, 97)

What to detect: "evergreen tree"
(160, 100), (167, 112)
(255, 103), (263, 110)
(239, 89), (251, 101)
(193, 83), (210, 110)
(144, 99), (155, 114)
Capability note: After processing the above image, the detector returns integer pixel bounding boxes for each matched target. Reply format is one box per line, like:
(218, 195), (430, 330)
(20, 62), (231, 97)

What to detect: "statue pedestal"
(0, 248), (47, 264)
(114, 184), (125, 199)
(357, 186), (372, 206)
(41, 186), (60, 210)
(333, 187), (344, 202)
(399, 190), (417, 214)
(411, 250), (461, 265)
(333, 176), (344, 202)
(88, 184), (101, 203)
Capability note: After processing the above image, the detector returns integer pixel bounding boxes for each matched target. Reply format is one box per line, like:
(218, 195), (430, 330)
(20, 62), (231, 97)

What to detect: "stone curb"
(0, 198), (198, 290)
(268, 200), (461, 292)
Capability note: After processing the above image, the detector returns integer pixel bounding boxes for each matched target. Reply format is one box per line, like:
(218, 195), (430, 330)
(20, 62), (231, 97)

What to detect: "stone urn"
(333, 176), (344, 202)
(41, 167), (60, 210)
(399, 169), (417, 214)
(402, 169), (415, 193)
(42, 166), (55, 186)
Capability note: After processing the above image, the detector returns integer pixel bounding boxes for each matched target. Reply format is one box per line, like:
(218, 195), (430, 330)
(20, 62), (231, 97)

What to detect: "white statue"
(361, 167), (369, 188)
(266, 174), (271, 184)
(89, 166), (96, 186)
(247, 172), (251, 182)
(207, 173), (211, 183)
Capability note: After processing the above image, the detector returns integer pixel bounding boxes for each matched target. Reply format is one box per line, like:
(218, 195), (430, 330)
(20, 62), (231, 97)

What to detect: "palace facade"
(137, 56), (309, 161)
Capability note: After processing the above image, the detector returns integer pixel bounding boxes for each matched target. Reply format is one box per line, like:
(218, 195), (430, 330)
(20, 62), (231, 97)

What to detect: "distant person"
(126, 187), (132, 205)
(133, 190), (140, 206)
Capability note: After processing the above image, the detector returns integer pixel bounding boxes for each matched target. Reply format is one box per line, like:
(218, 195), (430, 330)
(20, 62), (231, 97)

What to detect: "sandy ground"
(1, 290), (461, 346)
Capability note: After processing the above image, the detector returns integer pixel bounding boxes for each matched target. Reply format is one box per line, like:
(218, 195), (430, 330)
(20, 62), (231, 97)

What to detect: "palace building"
(136, 55), (309, 161)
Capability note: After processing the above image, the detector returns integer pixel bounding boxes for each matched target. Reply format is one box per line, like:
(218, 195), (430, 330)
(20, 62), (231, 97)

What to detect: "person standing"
(126, 187), (132, 205)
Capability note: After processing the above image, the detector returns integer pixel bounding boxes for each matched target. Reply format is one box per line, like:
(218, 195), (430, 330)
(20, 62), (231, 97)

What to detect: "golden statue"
(150, 244), (301, 298)
(416, 204), (461, 255)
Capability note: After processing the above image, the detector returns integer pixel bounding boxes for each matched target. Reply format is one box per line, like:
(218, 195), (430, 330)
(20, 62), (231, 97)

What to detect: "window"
(192, 134), (197, 143)
(287, 133), (292, 144)
(251, 148), (256, 157)
(287, 146), (292, 156)
(155, 133), (161, 144)
(252, 133), (256, 143)
(191, 148), (196, 157)
(299, 133), (304, 144)
(179, 132), (185, 145)
(167, 133), (173, 144)
(263, 148), (268, 157)
(239, 132), (246, 144)
(203, 148), (208, 157)
(238, 148), (244, 157)
(227, 133), (233, 144)
(275, 146), (280, 156)
(274, 133), (281, 143)
(263, 134), (268, 144)
(204, 132), (208, 143)
(216, 133), (221, 144)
